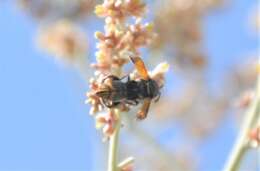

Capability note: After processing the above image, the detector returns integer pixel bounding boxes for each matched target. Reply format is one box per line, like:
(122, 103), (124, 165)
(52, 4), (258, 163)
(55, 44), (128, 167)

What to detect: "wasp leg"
(133, 100), (139, 105)
(119, 74), (130, 81)
(110, 102), (120, 107)
(125, 99), (139, 106)
(101, 99), (111, 108)
(102, 75), (120, 83)
(136, 99), (151, 120)
(102, 99), (120, 108)
(154, 92), (161, 102)
(102, 99), (113, 108)
(159, 84), (164, 89)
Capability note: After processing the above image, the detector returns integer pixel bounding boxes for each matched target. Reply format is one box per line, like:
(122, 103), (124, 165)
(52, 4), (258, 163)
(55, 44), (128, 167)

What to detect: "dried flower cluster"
(85, 0), (167, 138)
(17, 0), (96, 20)
(248, 127), (260, 148)
(153, 0), (223, 69)
(234, 90), (255, 109)
(37, 20), (87, 64)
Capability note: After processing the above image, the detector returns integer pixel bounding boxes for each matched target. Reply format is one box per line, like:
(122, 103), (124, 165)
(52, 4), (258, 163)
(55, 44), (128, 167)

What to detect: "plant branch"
(127, 123), (185, 170)
(223, 72), (260, 171)
(108, 110), (121, 171)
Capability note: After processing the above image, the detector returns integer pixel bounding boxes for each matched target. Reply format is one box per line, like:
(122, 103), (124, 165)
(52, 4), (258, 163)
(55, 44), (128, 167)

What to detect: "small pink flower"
(248, 127), (260, 148)
(234, 90), (255, 109)
(95, 110), (118, 137)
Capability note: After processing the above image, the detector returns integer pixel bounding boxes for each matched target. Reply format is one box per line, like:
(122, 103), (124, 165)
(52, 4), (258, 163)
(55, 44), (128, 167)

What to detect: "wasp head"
(95, 84), (111, 99)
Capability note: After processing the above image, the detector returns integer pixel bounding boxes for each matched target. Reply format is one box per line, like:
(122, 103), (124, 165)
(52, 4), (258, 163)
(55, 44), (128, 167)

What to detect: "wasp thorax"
(148, 79), (160, 98)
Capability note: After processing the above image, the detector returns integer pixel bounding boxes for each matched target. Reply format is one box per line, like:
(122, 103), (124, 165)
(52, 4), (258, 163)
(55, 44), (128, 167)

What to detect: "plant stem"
(129, 125), (185, 170)
(108, 110), (121, 171)
(223, 73), (260, 171)
(118, 157), (134, 169)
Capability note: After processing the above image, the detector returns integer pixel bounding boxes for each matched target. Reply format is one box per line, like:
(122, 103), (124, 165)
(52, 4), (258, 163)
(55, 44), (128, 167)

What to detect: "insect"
(95, 56), (161, 120)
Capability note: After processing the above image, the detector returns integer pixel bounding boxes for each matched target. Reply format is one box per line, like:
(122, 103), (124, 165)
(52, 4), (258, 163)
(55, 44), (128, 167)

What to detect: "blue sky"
(0, 2), (95, 170)
(0, 0), (258, 170)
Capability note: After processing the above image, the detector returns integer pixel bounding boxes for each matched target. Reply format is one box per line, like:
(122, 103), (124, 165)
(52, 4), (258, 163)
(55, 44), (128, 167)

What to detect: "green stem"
(118, 157), (134, 169)
(223, 73), (260, 171)
(130, 126), (185, 170)
(108, 111), (121, 171)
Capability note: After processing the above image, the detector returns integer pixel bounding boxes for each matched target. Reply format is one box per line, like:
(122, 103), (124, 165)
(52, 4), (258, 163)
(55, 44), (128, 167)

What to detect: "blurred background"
(0, 0), (259, 170)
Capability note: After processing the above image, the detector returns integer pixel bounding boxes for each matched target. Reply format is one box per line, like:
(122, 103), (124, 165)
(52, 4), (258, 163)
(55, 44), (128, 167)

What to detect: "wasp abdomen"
(111, 81), (127, 102)
(126, 80), (140, 100)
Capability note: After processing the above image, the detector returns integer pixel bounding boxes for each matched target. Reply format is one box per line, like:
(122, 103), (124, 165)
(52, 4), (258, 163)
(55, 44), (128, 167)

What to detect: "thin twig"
(108, 110), (121, 171)
(127, 123), (185, 170)
(223, 71), (260, 171)
(118, 157), (134, 169)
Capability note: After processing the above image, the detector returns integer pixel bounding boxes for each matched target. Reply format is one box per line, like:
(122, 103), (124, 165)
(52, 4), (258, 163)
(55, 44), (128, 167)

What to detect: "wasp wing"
(129, 56), (149, 80)
(136, 98), (151, 120)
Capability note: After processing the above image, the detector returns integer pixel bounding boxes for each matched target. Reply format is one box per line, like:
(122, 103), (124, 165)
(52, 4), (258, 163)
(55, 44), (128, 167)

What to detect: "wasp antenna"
(129, 55), (135, 63)
(95, 91), (109, 97)
(159, 84), (164, 89)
